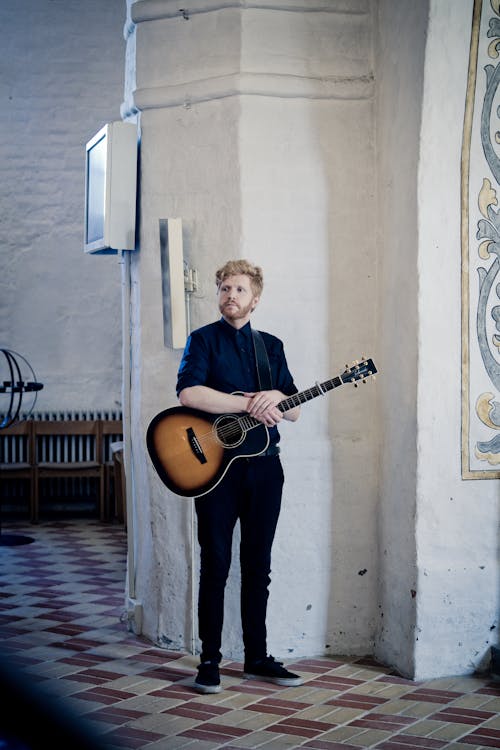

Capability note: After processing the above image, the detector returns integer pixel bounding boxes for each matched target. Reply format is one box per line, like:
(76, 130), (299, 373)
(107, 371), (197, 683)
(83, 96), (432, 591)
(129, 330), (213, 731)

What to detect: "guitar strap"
(252, 329), (273, 391)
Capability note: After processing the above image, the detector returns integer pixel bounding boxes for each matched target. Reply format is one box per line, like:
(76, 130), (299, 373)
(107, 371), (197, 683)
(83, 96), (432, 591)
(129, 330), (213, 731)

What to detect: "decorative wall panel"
(462, 0), (500, 478)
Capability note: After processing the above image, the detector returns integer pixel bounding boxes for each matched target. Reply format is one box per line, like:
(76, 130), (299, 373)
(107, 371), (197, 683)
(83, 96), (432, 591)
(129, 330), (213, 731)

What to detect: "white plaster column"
(126, 0), (379, 662)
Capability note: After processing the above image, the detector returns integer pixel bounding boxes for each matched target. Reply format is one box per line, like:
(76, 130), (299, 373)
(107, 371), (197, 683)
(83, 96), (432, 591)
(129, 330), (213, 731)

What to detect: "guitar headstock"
(340, 357), (377, 387)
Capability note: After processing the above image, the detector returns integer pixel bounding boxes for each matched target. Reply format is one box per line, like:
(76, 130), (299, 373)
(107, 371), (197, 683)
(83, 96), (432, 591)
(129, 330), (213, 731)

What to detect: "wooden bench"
(0, 418), (123, 523)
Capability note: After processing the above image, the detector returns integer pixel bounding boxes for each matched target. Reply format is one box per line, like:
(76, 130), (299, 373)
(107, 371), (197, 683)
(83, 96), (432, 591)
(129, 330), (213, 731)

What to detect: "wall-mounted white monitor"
(84, 121), (138, 254)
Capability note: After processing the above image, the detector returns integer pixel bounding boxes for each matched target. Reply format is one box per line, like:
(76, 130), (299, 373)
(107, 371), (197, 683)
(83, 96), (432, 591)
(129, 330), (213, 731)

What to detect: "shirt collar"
(218, 317), (253, 340)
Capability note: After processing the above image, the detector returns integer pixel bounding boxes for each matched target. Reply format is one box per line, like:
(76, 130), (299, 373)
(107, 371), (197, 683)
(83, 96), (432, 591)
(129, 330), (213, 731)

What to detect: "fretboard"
(235, 380), (340, 433)
(278, 376), (342, 413)
(236, 358), (375, 432)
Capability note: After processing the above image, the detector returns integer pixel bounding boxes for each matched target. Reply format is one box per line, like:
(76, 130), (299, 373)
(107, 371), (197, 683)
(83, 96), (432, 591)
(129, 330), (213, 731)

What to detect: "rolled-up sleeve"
(176, 332), (209, 395)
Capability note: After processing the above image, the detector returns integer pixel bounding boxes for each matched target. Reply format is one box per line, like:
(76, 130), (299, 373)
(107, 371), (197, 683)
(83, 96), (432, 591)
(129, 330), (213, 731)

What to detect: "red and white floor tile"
(0, 519), (499, 750)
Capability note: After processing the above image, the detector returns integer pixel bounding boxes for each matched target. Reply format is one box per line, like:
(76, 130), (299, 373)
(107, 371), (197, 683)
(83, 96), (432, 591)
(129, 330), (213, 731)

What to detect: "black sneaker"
(194, 660), (221, 694)
(243, 655), (303, 686)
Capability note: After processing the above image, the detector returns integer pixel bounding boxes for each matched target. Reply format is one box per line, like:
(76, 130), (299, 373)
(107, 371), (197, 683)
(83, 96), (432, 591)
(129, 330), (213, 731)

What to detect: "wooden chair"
(101, 419), (123, 521)
(33, 420), (104, 523)
(0, 420), (35, 520)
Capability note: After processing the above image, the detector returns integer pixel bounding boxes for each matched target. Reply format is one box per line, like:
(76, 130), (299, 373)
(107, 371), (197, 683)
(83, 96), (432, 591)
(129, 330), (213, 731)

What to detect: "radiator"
(0, 410), (122, 515)
(33, 410), (122, 463)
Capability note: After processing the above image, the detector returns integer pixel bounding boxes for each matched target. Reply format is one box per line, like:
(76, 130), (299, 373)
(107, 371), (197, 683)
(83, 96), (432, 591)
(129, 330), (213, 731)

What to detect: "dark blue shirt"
(176, 318), (298, 444)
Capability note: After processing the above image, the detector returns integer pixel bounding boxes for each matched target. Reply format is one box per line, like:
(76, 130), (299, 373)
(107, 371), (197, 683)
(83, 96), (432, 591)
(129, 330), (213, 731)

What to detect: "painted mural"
(462, 0), (500, 478)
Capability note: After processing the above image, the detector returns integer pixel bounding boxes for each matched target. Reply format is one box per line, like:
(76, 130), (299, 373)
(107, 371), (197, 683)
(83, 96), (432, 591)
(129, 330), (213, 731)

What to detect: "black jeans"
(195, 454), (284, 664)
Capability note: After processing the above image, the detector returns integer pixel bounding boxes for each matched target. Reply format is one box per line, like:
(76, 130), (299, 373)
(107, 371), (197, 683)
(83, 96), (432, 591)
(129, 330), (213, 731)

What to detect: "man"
(176, 259), (303, 694)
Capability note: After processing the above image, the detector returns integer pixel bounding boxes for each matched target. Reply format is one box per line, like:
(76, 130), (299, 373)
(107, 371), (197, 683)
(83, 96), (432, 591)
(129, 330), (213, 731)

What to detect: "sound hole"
(214, 415), (245, 448)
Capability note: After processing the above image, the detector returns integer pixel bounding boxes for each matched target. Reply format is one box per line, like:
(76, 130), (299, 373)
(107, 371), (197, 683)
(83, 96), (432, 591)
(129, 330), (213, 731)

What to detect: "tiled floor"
(0, 519), (499, 750)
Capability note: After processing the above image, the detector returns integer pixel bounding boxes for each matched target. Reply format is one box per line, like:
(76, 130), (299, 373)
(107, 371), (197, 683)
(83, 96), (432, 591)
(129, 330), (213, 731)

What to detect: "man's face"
(218, 274), (260, 326)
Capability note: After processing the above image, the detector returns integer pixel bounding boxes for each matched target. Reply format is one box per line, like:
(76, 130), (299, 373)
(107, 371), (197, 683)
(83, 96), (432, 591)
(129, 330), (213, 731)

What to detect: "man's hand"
(244, 390), (284, 426)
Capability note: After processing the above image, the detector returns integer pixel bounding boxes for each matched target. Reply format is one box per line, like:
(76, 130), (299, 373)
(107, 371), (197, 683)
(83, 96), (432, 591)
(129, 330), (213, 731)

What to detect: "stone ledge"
(131, 0), (369, 26)
(131, 71), (374, 111)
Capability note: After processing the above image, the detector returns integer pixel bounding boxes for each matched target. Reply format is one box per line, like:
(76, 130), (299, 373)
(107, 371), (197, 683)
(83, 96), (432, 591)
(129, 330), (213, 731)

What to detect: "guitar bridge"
(186, 427), (207, 464)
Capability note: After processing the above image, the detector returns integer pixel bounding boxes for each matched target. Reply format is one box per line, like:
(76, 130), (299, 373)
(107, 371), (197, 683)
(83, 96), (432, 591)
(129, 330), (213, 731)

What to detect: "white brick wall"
(0, 0), (128, 411)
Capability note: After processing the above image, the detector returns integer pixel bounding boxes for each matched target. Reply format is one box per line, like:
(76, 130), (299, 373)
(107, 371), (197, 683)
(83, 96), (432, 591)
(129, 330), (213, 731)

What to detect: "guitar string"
(191, 394), (306, 447)
(193, 418), (258, 447)
(187, 384), (330, 448)
(176, 370), (369, 450)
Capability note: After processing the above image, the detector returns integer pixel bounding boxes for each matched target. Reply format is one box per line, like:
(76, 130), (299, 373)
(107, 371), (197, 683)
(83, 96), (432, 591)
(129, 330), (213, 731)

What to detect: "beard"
(219, 299), (254, 322)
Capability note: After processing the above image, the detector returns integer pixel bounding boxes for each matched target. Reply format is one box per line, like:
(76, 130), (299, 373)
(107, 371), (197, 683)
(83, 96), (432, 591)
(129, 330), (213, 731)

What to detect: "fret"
(239, 359), (375, 423)
(277, 376), (342, 413)
(240, 415), (260, 430)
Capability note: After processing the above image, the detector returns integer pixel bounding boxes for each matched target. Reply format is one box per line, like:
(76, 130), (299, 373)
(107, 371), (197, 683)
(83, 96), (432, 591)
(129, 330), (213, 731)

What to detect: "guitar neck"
(238, 358), (375, 430)
(277, 376), (342, 413)
(239, 378), (342, 430)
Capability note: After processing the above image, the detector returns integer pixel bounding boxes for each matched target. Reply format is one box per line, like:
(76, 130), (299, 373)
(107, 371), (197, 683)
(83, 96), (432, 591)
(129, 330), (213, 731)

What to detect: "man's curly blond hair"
(215, 259), (264, 297)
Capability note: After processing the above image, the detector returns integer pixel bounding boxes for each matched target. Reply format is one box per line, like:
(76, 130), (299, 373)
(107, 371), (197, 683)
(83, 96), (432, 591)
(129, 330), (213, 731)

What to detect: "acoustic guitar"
(147, 357), (377, 498)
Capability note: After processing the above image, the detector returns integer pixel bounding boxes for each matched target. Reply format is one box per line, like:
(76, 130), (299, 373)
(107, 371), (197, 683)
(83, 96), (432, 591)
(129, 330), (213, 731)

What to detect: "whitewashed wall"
(128, 0), (498, 679)
(374, 0), (499, 679)
(414, 0), (498, 679)
(3, 0), (496, 681)
(0, 0), (126, 413)
(127, 0), (380, 664)
(373, 0), (426, 679)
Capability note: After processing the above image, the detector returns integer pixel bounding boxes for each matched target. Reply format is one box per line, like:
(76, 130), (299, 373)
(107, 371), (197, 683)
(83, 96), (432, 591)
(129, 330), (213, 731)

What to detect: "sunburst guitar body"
(146, 357), (377, 498)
